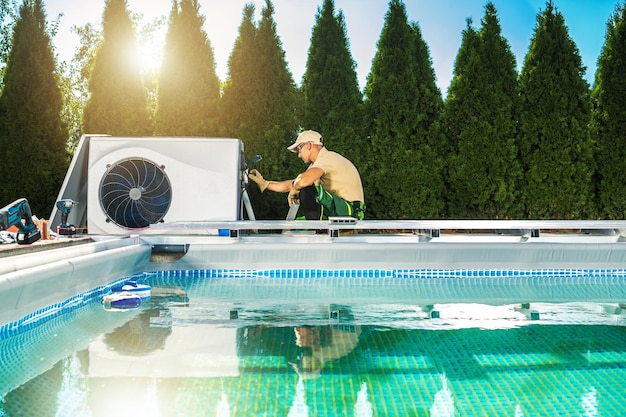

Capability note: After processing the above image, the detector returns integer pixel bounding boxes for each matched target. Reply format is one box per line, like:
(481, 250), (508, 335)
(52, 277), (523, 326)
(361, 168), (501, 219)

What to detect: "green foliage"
(0, 0), (18, 87)
(155, 0), (220, 136)
(443, 3), (521, 219)
(592, 2), (626, 219)
(518, 1), (593, 219)
(0, 0), (69, 216)
(71, 22), (102, 83)
(58, 22), (101, 152)
(82, 0), (151, 136)
(4, 0), (626, 220)
(221, 1), (300, 219)
(58, 60), (87, 152)
(363, 0), (444, 219)
(301, 0), (363, 168)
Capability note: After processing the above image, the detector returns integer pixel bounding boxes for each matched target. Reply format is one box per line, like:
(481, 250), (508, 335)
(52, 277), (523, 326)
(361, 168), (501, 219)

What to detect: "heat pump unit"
(87, 137), (243, 234)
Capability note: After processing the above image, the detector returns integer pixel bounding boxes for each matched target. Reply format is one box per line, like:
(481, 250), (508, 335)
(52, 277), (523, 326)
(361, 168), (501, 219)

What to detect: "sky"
(44, 0), (621, 94)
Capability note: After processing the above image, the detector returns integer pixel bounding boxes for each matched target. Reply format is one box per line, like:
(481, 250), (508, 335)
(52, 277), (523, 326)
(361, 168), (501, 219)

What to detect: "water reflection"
(581, 387), (598, 417)
(102, 285), (188, 355)
(429, 374), (454, 417)
(290, 305), (361, 379)
(216, 391), (231, 417)
(354, 381), (373, 417)
(83, 285), (189, 417)
(287, 377), (309, 417)
(0, 299), (625, 416)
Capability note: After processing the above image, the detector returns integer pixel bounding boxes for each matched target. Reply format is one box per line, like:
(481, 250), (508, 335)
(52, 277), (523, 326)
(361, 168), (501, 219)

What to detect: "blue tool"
(56, 199), (78, 235)
(0, 198), (41, 244)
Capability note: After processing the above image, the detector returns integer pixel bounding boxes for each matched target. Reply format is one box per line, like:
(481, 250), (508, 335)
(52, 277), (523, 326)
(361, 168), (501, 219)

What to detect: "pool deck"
(0, 236), (93, 258)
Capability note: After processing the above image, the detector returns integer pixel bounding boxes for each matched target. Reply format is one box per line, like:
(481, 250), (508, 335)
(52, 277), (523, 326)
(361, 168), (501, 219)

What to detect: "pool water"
(1, 271), (626, 416)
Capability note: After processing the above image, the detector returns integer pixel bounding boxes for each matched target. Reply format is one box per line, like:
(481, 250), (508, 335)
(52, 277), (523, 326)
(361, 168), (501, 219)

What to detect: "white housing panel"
(87, 137), (242, 234)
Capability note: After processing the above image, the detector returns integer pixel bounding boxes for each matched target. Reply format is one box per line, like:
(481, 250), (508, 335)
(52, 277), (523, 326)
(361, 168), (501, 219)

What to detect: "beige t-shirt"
(310, 147), (364, 203)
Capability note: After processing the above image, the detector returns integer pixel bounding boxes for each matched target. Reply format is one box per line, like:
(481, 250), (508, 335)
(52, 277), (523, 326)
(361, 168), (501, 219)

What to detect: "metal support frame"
(147, 219), (626, 239)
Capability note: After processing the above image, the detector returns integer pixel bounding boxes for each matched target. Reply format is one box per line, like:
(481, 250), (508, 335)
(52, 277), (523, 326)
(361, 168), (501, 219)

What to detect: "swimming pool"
(1, 269), (625, 416)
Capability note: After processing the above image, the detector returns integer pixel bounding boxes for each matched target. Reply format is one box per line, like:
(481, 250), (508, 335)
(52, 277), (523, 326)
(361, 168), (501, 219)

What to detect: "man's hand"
(248, 169), (269, 192)
(288, 187), (300, 206)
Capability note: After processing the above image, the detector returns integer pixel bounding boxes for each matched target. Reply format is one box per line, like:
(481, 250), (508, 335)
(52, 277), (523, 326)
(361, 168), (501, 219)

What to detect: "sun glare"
(136, 34), (164, 74)
(126, 0), (169, 73)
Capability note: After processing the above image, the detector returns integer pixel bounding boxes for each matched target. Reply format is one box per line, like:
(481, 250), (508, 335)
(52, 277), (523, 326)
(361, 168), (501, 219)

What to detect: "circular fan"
(99, 158), (172, 229)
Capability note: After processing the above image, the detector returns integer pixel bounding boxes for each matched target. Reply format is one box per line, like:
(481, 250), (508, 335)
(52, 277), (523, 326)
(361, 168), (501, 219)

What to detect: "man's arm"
(293, 167), (324, 190)
(248, 167), (323, 193)
(264, 179), (294, 193)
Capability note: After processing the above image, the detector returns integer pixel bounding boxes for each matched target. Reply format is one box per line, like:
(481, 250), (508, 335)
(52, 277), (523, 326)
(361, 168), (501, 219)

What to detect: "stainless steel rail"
(147, 219), (626, 234)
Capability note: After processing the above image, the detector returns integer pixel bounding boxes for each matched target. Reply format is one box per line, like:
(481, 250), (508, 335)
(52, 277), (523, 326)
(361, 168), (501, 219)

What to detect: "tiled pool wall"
(147, 268), (626, 279)
(0, 239), (150, 333)
(0, 276), (131, 340)
(2, 268), (626, 341)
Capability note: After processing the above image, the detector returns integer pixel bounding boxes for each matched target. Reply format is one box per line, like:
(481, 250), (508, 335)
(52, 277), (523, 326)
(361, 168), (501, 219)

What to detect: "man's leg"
(299, 185), (321, 220)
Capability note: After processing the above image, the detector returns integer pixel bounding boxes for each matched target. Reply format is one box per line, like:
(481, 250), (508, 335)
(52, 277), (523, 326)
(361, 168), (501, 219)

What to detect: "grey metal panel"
(143, 238), (626, 271)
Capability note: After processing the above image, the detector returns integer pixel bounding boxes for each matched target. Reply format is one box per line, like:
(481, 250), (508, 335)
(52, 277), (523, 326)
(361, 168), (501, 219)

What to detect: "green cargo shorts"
(315, 185), (365, 220)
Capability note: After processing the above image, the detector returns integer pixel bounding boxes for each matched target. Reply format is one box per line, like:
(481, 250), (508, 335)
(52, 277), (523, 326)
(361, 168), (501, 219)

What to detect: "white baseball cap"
(287, 130), (323, 152)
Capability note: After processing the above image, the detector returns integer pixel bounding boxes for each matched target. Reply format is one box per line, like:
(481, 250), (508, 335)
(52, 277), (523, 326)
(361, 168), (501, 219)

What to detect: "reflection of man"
(291, 324), (362, 379)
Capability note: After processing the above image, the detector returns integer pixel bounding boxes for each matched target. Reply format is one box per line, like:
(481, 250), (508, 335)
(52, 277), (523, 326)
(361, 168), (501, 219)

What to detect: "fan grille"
(99, 158), (172, 229)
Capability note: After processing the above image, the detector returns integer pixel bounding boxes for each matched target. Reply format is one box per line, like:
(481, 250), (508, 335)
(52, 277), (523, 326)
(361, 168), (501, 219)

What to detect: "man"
(248, 130), (365, 220)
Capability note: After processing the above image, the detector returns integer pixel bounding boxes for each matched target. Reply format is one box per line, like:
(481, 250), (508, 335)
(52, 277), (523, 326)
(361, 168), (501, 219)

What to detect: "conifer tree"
(221, 1), (300, 219)
(443, 3), (520, 219)
(441, 19), (479, 216)
(301, 0), (363, 167)
(0, 0), (69, 216)
(219, 4), (257, 138)
(592, 2), (626, 219)
(82, 0), (151, 136)
(518, 1), (593, 219)
(363, 0), (444, 219)
(155, 0), (220, 136)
